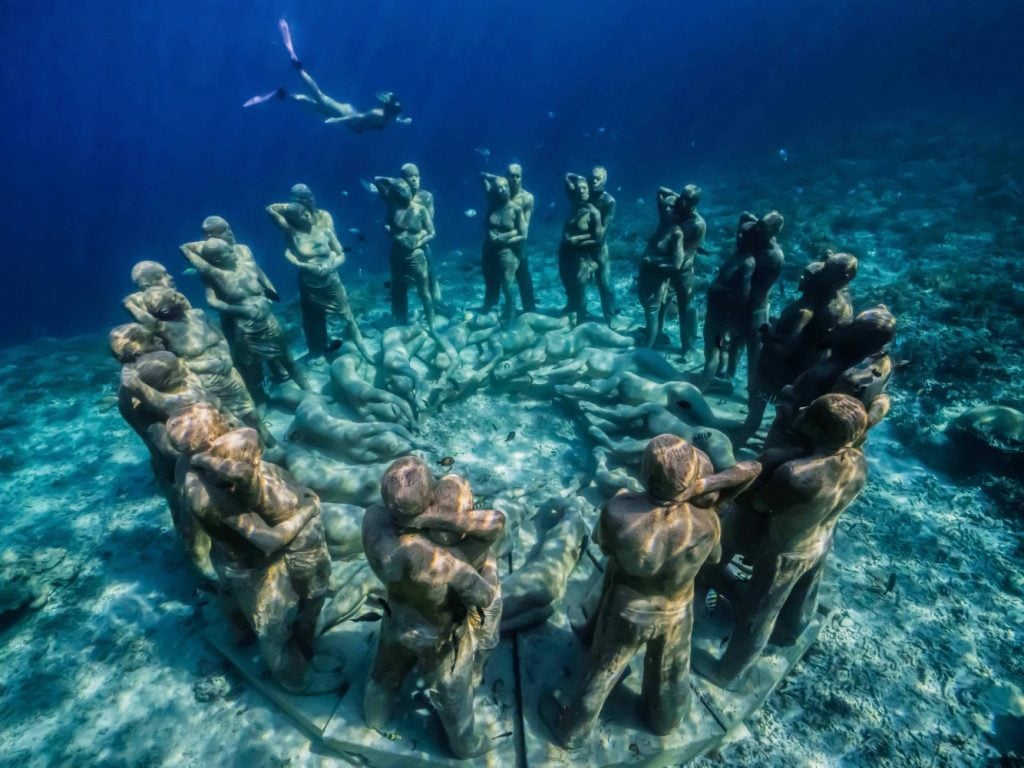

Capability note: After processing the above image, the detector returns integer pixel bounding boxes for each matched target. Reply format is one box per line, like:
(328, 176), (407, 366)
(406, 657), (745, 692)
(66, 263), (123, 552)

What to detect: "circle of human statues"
(111, 161), (896, 759)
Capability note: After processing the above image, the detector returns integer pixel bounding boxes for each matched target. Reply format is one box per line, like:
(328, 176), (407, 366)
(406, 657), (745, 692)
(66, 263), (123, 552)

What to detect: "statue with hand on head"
(374, 176), (437, 327)
(480, 172), (527, 326)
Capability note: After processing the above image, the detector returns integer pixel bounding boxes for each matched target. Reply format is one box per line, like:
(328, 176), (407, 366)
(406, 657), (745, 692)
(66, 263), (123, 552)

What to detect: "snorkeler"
(244, 20), (412, 134)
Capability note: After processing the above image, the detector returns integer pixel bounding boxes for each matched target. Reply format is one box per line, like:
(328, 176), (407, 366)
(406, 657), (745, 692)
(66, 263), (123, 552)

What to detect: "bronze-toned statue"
(548, 436), (759, 748)
(558, 173), (604, 326)
(374, 176), (437, 326)
(479, 172), (527, 325)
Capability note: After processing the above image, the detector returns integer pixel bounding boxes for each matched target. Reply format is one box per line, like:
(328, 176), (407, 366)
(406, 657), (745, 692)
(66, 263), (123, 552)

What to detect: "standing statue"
(736, 252), (857, 446)
(123, 287), (277, 446)
(508, 163), (537, 312)
(183, 427), (338, 693)
(374, 176), (437, 327)
(558, 173), (604, 326)
(588, 166), (618, 323)
(362, 458), (505, 758)
(479, 173), (527, 325)
(400, 163), (442, 303)
(638, 187), (687, 348)
(701, 211), (785, 392)
(267, 186), (371, 360)
(180, 237), (309, 402)
(697, 394), (868, 689)
(547, 436), (759, 748)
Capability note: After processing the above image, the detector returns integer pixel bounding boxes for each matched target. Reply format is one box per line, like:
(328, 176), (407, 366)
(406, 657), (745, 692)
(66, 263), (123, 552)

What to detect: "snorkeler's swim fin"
(279, 19), (301, 66)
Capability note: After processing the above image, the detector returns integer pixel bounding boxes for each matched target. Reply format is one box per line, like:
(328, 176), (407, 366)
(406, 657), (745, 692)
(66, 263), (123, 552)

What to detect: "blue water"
(0, 0), (1020, 345)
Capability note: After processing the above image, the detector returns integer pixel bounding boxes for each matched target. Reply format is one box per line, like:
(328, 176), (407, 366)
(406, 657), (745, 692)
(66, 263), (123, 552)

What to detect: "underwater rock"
(945, 404), (1024, 478)
(0, 547), (79, 630)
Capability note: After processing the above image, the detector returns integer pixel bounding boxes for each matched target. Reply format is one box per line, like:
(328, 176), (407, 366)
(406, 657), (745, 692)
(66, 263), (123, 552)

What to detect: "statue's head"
(431, 474), (474, 517)
(283, 202), (314, 230)
(195, 428), (264, 505)
(590, 166), (608, 195)
(201, 215), (235, 245)
(136, 350), (188, 391)
(166, 402), (230, 455)
(400, 163), (421, 192)
(381, 456), (434, 523)
(201, 237), (236, 269)
(675, 184), (701, 214)
(491, 175), (510, 204)
(143, 287), (190, 321)
(109, 323), (164, 363)
(641, 434), (701, 503)
(834, 305), (896, 357)
(566, 173), (589, 203)
(760, 211), (785, 239)
(795, 393), (867, 451)
(290, 183), (316, 211)
(131, 260), (174, 291)
(507, 163), (523, 194)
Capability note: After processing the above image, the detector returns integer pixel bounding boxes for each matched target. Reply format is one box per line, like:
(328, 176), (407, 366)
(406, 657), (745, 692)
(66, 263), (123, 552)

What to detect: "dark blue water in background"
(0, 0), (1020, 346)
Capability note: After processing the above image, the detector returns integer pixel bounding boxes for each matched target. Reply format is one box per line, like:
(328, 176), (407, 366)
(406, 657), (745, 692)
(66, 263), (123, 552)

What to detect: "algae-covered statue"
(479, 172), (527, 325)
(638, 185), (705, 352)
(698, 394), (868, 689)
(547, 436), (759, 748)
(362, 457), (505, 758)
(737, 252), (857, 446)
(123, 286), (276, 446)
(701, 211), (785, 392)
(558, 173), (605, 326)
(508, 163), (537, 312)
(267, 189), (371, 360)
(183, 426), (339, 693)
(374, 176), (437, 327)
(400, 163), (442, 304)
(588, 166), (618, 323)
(180, 236), (309, 402)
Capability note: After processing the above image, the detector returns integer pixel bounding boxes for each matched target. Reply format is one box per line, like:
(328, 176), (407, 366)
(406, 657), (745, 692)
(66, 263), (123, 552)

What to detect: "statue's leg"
(637, 262), (664, 347)
(714, 550), (814, 687)
(772, 548), (828, 645)
(642, 610), (694, 735)
(428, 625), (490, 758)
(516, 248), (537, 312)
(596, 245), (616, 321)
(242, 560), (310, 692)
(499, 251), (519, 327)
(364, 615), (417, 729)
(300, 289), (328, 357)
(674, 268), (697, 350)
(390, 251), (410, 324)
(482, 251), (501, 312)
(410, 250), (435, 326)
(556, 610), (646, 749)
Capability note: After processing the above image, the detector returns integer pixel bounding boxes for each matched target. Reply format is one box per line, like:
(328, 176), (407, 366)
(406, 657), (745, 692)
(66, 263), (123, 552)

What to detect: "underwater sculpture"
(944, 404), (1024, 477)
(180, 237), (309, 403)
(329, 352), (418, 429)
(127, 260), (176, 299)
(508, 163), (537, 312)
(638, 185), (706, 352)
(267, 189), (371, 360)
(701, 211), (785, 392)
(558, 173), (605, 326)
(699, 394), (868, 689)
(245, 19), (411, 132)
(374, 176), (437, 326)
(288, 395), (431, 464)
(479, 172), (527, 324)
(546, 436), (760, 748)
(400, 162), (442, 303)
(183, 426), (339, 693)
(736, 251), (858, 446)
(109, 322), (166, 366)
(123, 286), (276, 446)
(588, 166), (618, 323)
(362, 458), (505, 758)
(766, 305), (896, 449)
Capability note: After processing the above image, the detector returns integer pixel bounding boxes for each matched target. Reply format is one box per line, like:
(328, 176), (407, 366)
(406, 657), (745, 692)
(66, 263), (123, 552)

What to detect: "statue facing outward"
(545, 436), (760, 749)
(362, 457), (505, 758)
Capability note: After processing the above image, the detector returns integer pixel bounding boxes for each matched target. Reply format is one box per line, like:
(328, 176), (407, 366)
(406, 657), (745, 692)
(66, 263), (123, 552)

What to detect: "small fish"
(474, 147), (491, 157)
(636, 197), (645, 206)
(340, 190), (349, 197)
(464, 208), (478, 218)
(360, 178), (379, 195)
(505, 431), (515, 442)
(438, 456), (455, 467)
(778, 148), (789, 162)
(384, 280), (392, 289)
(884, 572), (897, 594)
(597, 126), (606, 133)
(182, 267), (198, 276)
(615, 185), (622, 192)
(547, 110), (555, 119)
(348, 227), (361, 234)
(705, 588), (720, 617)
(547, 201), (556, 209)
(356, 233), (366, 242)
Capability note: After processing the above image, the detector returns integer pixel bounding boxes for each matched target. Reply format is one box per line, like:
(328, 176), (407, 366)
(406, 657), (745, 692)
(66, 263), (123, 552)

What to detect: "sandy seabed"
(1, 118), (1022, 767)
